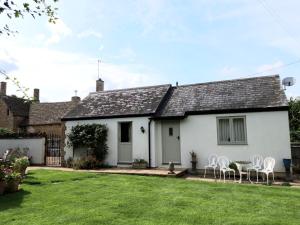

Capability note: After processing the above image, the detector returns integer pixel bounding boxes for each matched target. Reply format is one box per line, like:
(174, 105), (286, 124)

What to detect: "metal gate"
(46, 134), (61, 166)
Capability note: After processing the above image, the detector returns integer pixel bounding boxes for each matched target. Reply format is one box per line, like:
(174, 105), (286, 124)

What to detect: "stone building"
(0, 82), (30, 132)
(0, 81), (81, 135)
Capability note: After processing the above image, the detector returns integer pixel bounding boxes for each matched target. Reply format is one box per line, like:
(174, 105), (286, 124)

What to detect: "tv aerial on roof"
(282, 77), (296, 90)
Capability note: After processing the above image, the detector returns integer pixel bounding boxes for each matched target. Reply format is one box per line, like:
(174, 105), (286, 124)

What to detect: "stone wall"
(27, 124), (62, 136)
(0, 99), (14, 130)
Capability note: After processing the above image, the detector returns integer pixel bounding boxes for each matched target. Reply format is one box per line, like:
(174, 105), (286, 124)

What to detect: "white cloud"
(0, 39), (166, 102)
(46, 19), (72, 45)
(77, 29), (102, 39)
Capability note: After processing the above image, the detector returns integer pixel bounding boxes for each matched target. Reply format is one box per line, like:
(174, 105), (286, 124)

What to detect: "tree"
(0, 0), (59, 36)
(288, 98), (300, 142)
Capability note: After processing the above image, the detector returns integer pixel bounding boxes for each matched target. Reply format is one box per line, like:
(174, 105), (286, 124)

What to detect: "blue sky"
(0, 0), (299, 101)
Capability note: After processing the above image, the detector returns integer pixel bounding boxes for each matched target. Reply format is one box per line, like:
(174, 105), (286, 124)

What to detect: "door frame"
(162, 120), (181, 164)
(117, 121), (133, 164)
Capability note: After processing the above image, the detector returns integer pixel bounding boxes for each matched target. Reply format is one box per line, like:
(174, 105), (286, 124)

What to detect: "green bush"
(5, 148), (29, 162)
(4, 171), (21, 183)
(72, 156), (113, 170)
(0, 127), (14, 136)
(133, 158), (148, 164)
(67, 124), (108, 162)
(0, 166), (5, 181)
(229, 162), (238, 171)
(73, 156), (98, 170)
(65, 157), (74, 168)
(13, 157), (29, 176)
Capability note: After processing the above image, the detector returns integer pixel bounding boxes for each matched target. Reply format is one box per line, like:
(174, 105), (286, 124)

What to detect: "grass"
(0, 170), (300, 225)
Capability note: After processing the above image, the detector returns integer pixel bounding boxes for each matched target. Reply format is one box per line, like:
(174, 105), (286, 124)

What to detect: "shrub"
(13, 157), (29, 177)
(67, 124), (108, 162)
(0, 166), (5, 182)
(0, 127), (14, 136)
(229, 162), (238, 171)
(73, 156), (98, 170)
(133, 158), (148, 164)
(66, 157), (74, 168)
(4, 169), (22, 183)
(4, 148), (29, 162)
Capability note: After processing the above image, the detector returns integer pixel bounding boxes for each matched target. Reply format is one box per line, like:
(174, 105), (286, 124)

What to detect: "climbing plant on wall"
(67, 124), (108, 161)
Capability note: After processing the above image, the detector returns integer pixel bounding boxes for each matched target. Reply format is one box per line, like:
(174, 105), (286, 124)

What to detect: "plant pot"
(5, 181), (19, 193)
(0, 181), (5, 195)
(132, 162), (148, 169)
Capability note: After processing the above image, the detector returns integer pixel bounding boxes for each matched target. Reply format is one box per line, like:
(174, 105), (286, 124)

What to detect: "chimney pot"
(0, 82), (7, 95)
(33, 88), (40, 102)
(96, 78), (104, 92)
(71, 96), (81, 103)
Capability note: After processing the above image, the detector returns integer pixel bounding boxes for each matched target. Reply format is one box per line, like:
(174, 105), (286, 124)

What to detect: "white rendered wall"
(64, 117), (150, 166)
(0, 138), (45, 164)
(179, 111), (291, 172)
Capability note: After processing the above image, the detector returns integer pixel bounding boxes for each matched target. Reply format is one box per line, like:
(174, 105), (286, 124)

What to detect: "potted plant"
(5, 170), (21, 193)
(0, 166), (5, 195)
(13, 157), (30, 177)
(189, 151), (198, 174)
(190, 151), (197, 162)
(132, 158), (148, 169)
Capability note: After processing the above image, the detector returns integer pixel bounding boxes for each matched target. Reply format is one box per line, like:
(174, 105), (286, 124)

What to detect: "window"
(120, 122), (131, 143)
(217, 116), (247, 145)
(169, 127), (173, 136)
(6, 109), (9, 116)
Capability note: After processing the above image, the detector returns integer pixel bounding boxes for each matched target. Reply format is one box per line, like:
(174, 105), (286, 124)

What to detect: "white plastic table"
(235, 161), (252, 183)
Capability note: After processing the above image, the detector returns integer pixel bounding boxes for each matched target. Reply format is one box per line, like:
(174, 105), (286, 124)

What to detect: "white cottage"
(62, 75), (291, 172)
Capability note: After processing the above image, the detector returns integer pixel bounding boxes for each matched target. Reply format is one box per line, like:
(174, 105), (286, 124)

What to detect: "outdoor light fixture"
(140, 126), (145, 133)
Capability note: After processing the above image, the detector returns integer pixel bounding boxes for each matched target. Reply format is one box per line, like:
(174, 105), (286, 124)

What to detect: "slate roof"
(28, 101), (78, 125)
(159, 75), (288, 117)
(0, 95), (30, 117)
(64, 84), (171, 119)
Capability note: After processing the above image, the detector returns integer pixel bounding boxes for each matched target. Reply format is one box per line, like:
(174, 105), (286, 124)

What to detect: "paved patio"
(185, 175), (300, 188)
(27, 166), (188, 177)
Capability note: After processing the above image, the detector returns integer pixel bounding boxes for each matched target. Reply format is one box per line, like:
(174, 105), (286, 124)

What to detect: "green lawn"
(0, 170), (300, 225)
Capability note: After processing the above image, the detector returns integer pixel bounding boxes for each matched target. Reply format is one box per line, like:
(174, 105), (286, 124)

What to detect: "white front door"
(162, 121), (181, 164)
(118, 122), (132, 163)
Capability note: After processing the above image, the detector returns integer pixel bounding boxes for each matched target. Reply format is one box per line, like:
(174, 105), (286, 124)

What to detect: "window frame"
(119, 122), (132, 143)
(216, 116), (247, 145)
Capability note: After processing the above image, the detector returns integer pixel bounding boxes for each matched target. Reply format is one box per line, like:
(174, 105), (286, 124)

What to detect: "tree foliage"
(0, 0), (59, 36)
(289, 98), (300, 142)
(67, 124), (109, 162)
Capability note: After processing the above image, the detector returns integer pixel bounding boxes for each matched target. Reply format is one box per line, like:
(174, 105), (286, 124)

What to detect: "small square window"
(169, 127), (173, 136)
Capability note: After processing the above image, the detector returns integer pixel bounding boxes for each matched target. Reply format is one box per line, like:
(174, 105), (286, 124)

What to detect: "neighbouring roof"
(159, 75), (288, 117)
(0, 95), (30, 117)
(28, 101), (78, 125)
(64, 84), (171, 120)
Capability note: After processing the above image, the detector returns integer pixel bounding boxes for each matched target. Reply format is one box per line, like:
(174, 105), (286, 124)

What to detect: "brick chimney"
(96, 78), (104, 92)
(33, 88), (40, 102)
(0, 82), (7, 95)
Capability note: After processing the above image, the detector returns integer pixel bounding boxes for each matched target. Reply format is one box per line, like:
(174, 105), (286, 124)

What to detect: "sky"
(0, 0), (299, 101)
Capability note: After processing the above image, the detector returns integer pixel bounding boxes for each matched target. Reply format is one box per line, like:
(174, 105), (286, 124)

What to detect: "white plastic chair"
(218, 156), (235, 183)
(247, 155), (263, 183)
(204, 154), (218, 178)
(259, 157), (275, 184)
